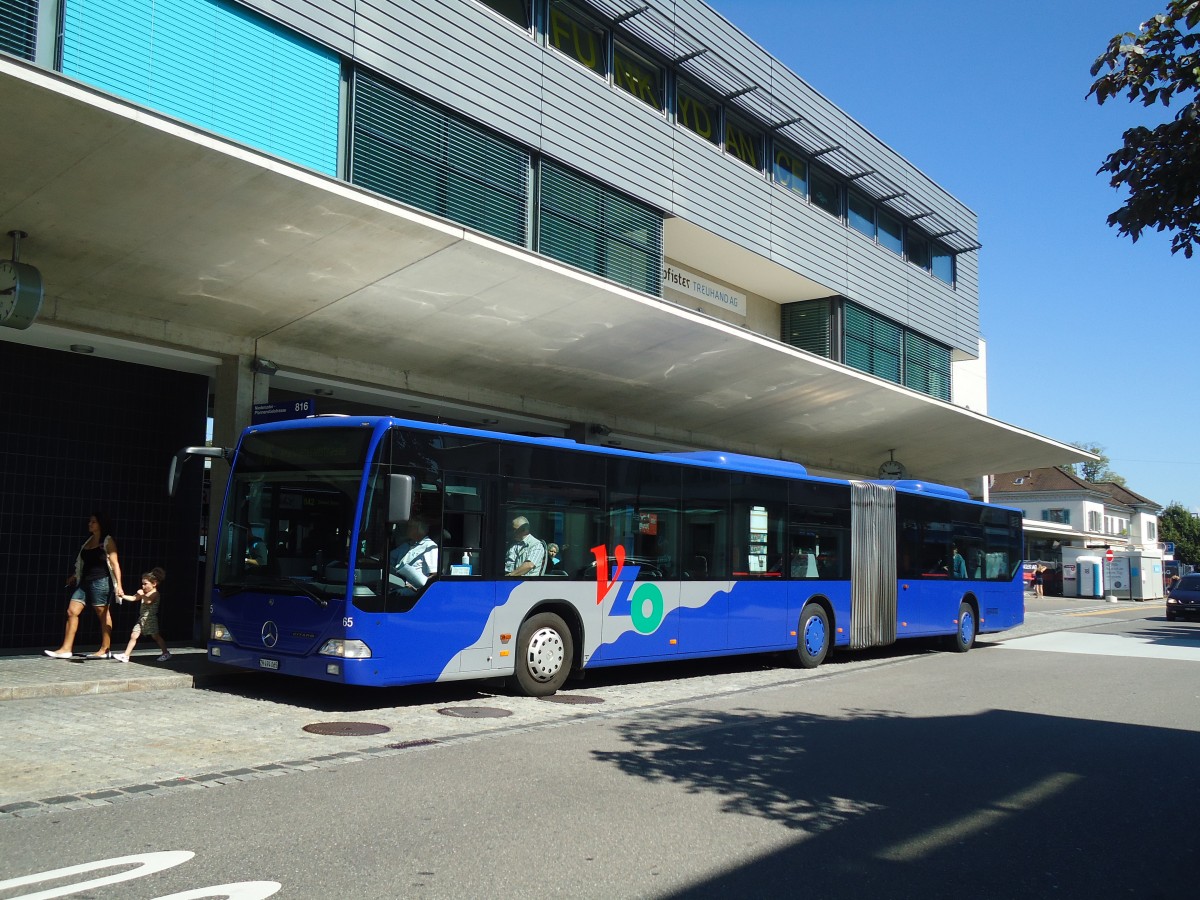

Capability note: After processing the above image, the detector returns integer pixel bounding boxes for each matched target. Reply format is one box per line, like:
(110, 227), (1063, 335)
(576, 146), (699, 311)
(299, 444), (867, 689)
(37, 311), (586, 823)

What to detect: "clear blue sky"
(706, 0), (1196, 513)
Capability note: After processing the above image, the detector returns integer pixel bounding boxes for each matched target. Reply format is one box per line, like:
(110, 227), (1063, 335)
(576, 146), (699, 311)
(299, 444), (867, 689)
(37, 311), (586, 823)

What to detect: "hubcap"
(803, 614), (826, 657)
(960, 610), (974, 644)
(525, 626), (565, 683)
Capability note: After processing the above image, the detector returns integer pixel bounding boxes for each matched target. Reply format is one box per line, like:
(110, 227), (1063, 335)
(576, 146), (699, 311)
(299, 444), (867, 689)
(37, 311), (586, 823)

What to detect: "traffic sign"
(1105, 548), (1114, 562)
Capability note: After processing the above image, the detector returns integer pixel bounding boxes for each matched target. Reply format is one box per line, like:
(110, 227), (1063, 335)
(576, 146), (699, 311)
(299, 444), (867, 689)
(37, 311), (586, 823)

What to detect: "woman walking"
(44, 512), (124, 659)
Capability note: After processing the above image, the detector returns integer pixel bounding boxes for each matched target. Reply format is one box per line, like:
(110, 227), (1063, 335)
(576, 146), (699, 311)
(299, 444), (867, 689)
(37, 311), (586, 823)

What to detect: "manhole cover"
(302, 721), (391, 736)
(539, 694), (604, 704)
(437, 706), (512, 718)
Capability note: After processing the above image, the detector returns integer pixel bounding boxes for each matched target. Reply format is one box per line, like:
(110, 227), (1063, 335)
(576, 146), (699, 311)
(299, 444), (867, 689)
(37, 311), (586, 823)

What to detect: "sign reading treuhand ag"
(662, 264), (746, 317)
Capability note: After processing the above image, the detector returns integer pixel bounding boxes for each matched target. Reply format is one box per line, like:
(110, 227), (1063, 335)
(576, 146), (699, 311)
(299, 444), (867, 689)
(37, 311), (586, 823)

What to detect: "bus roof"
(245, 415), (1015, 509)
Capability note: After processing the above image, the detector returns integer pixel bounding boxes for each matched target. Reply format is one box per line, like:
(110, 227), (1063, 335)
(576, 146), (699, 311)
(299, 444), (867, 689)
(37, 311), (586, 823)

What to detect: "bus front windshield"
(214, 427), (373, 602)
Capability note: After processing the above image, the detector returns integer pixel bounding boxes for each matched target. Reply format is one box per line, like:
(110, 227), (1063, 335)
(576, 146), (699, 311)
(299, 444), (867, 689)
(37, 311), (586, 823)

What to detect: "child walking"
(113, 567), (171, 663)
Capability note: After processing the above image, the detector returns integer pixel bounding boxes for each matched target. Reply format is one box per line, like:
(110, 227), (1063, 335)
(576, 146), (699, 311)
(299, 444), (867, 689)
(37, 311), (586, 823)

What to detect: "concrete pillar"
(200, 355), (268, 638)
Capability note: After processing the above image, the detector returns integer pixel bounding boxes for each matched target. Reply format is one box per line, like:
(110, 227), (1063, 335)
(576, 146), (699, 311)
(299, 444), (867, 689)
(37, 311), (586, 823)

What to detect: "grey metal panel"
(352, 0), (544, 146)
(538, 50), (675, 210)
(234, 0), (356, 55)
(768, 187), (848, 293)
(670, 130), (774, 257)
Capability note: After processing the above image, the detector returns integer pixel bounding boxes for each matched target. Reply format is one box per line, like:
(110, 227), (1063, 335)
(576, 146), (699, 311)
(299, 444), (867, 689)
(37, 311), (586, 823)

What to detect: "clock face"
(0, 261), (17, 318)
(0, 260), (44, 330)
(879, 460), (907, 479)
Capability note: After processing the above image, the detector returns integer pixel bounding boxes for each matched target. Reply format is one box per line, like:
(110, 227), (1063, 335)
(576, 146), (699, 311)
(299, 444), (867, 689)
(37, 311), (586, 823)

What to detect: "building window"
(613, 42), (663, 111)
(1147, 520), (1157, 541)
(548, 0), (606, 78)
(878, 209), (904, 255)
(724, 116), (762, 171)
(1, 0), (38, 60)
(905, 230), (931, 272)
(903, 331), (951, 401)
(845, 303), (901, 384)
(677, 81), (719, 145)
(772, 142), (808, 199)
(932, 243), (955, 284)
(1088, 510), (1101, 531)
(61, 0), (341, 176)
(477, 0), (531, 28)
(780, 299), (831, 358)
(810, 168), (841, 218)
(351, 70), (531, 247)
(538, 161), (663, 296)
(1042, 509), (1071, 525)
(848, 192), (876, 239)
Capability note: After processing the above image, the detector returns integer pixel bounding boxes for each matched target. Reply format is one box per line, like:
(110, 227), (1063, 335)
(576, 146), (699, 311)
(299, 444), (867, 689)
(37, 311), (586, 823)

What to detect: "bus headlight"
(318, 639), (372, 659)
(211, 623), (233, 642)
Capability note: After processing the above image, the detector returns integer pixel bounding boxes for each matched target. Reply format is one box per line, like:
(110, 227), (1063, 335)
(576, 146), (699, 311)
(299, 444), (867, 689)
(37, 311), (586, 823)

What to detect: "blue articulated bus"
(178, 416), (1024, 696)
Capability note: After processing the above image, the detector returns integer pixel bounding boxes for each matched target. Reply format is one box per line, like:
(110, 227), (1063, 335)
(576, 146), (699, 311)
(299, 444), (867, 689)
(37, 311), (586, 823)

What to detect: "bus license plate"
(259, 658), (279, 670)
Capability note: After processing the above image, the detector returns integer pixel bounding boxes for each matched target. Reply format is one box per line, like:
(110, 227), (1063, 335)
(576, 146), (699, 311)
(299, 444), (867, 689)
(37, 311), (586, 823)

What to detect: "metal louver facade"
(0, 0), (37, 59)
(538, 161), (663, 297)
(351, 68), (532, 249)
(60, 0), (339, 176)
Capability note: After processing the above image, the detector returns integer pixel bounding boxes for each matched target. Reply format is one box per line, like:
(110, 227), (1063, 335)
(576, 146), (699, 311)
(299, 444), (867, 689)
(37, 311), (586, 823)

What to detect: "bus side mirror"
(389, 474), (414, 523)
(169, 445), (232, 497)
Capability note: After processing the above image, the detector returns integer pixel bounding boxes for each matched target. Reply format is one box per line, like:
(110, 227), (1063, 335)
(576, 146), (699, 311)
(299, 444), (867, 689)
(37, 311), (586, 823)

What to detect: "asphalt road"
(1, 601), (1197, 899)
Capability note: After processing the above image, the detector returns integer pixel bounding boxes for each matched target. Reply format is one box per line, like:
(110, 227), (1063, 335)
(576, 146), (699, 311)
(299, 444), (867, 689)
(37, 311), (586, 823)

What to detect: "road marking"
(876, 772), (1081, 862)
(1001, 631), (1200, 662)
(1065, 605), (1162, 618)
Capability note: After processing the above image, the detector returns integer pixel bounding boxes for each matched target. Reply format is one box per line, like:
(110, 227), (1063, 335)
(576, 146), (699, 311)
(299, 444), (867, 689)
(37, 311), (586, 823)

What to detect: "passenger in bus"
(951, 544), (968, 579)
(389, 517), (439, 593)
(545, 543), (568, 575)
(505, 516), (546, 577)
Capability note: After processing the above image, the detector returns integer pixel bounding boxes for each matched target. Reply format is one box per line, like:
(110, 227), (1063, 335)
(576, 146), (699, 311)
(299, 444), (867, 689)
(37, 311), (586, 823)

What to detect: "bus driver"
(389, 517), (439, 593)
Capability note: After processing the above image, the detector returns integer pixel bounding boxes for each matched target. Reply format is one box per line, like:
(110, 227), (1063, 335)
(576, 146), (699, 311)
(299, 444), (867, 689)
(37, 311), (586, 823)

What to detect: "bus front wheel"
(947, 600), (976, 653)
(787, 603), (830, 669)
(511, 612), (574, 697)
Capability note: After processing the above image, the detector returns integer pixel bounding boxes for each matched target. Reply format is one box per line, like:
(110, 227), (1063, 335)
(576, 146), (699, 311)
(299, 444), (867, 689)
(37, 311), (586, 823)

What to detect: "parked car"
(1165, 574), (1200, 621)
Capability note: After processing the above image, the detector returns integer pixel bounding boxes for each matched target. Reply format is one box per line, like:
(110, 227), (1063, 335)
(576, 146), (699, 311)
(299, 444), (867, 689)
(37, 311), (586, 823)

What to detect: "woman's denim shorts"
(71, 576), (111, 607)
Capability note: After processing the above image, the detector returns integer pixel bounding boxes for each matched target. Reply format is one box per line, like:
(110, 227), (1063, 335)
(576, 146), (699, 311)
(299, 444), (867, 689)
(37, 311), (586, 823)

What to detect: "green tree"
(1087, 1), (1200, 257)
(1159, 502), (1200, 564)
(1069, 442), (1127, 486)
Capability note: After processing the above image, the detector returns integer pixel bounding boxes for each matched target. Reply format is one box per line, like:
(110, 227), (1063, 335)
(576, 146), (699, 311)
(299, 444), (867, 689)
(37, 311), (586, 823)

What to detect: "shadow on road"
(193, 640), (949, 712)
(589, 705), (1196, 899)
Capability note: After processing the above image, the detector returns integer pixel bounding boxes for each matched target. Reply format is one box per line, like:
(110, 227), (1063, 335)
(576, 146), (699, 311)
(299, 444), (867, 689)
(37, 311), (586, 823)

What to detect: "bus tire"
(788, 602), (830, 669)
(947, 600), (976, 653)
(511, 612), (573, 697)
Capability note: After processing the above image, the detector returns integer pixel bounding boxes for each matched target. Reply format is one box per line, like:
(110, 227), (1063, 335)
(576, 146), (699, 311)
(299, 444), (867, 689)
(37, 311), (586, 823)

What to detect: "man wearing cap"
(505, 516), (546, 577)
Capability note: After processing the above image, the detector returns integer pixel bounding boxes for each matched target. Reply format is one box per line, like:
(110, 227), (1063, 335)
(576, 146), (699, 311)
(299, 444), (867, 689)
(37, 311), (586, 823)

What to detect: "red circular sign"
(1105, 549), (1114, 562)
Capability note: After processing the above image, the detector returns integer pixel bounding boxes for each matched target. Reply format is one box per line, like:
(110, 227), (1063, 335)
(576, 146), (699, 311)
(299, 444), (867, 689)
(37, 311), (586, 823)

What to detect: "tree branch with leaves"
(1087, 1), (1200, 257)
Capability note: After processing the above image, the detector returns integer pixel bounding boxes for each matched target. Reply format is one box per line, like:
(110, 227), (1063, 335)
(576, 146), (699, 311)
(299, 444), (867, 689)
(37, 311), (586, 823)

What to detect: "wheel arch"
(524, 598), (584, 671)
(799, 593), (837, 640)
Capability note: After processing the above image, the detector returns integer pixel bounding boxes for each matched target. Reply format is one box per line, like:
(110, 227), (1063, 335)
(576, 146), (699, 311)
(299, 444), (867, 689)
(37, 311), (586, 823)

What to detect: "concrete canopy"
(0, 60), (1090, 488)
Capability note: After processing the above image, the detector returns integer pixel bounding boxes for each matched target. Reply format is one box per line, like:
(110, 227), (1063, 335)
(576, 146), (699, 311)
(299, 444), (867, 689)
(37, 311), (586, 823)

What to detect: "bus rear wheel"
(511, 612), (574, 697)
(786, 602), (830, 669)
(947, 600), (976, 653)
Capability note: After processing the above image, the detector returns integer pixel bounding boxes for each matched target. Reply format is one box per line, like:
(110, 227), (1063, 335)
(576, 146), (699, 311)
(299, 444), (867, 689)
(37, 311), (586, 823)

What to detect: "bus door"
(597, 500), (680, 660)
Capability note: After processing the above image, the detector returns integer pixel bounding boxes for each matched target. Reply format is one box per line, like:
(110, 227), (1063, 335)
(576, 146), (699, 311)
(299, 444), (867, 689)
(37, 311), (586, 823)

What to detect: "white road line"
(1001, 631), (1200, 662)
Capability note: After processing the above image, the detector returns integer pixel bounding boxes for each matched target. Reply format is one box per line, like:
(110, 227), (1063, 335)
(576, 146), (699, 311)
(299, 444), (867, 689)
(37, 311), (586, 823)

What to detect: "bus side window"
(443, 476), (487, 576)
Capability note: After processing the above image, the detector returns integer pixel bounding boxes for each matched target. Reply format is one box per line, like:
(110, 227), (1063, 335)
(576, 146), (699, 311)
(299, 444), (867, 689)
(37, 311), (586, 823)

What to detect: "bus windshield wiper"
(270, 576), (329, 607)
(216, 576), (328, 607)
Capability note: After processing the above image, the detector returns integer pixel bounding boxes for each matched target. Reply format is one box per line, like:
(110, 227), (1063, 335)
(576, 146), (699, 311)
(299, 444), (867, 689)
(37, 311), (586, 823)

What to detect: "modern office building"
(0, 0), (1085, 648)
